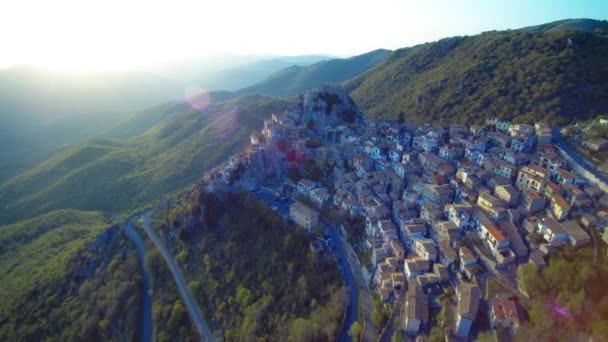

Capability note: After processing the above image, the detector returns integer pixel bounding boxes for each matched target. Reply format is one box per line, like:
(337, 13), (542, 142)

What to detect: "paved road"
(251, 189), (358, 341)
(320, 217), (359, 342)
(140, 212), (214, 342)
(123, 211), (153, 342)
(341, 237), (375, 341)
(552, 127), (608, 184)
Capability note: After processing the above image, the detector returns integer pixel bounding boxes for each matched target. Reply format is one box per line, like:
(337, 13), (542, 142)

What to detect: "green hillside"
(0, 66), (190, 183)
(345, 19), (608, 125)
(0, 95), (295, 224)
(152, 190), (345, 340)
(0, 210), (108, 320)
(0, 210), (148, 341)
(237, 49), (391, 97)
(519, 18), (608, 33)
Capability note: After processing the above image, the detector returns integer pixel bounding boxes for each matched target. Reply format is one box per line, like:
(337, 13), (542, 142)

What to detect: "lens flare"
(211, 109), (239, 139)
(547, 302), (572, 319)
(185, 86), (210, 110)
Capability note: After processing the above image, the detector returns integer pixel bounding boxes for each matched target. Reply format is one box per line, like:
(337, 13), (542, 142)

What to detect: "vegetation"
(0, 210), (108, 307)
(516, 245), (608, 340)
(345, 19), (608, 125)
(0, 66), (190, 183)
(0, 95), (295, 224)
(151, 191), (346, 341)
(348, 321), (363, 341)
(144, 246), (198, 341)
(0, 212), (146, 341)
(369, 294), (390, 332)
(3, 17), (608, 342)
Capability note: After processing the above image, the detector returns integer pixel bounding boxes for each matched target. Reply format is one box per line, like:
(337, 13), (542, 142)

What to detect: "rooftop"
(458, 282), (481, 320)
(290, 201), (319, 219)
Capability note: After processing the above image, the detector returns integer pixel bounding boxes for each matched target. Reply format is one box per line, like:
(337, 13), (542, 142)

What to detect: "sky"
(0, 0), (606, 71)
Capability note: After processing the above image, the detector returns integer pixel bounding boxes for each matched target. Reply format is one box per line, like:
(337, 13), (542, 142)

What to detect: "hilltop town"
(200, 86), (608, 340)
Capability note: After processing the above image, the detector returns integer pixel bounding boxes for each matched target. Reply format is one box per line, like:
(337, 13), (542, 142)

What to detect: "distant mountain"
(150, 54), (332, 91)
(236, 49), (391, 97)
(198, 55), (332, 91)
(0, 66), (187, 125)
(0, 66), (193, 182)
(345, 19), (608, 125)
(0, 53), (329, 183)
(0, 95), (295, 224)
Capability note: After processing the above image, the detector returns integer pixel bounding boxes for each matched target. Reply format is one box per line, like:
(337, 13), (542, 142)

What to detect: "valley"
(1, 16), (607, 342)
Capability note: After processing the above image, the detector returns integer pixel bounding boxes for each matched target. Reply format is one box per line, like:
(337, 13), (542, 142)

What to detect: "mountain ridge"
(344, 19), (608, 125)
(236, 49), (391, 97)
(0, 95), (295, 224)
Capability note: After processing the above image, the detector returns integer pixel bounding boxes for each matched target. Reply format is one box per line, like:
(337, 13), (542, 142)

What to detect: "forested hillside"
(0, 210), (123, 340)
(0, 66), (189, 182)
(0, 95), (295, 224)
(516, 244), (608, 340)
(346, 19), (608, 125)
(149, 190), (345, 341)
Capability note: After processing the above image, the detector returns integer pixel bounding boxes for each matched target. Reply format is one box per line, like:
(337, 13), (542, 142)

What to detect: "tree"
(371, 307), (388, 330)
(288, 318), (315, 342)
(476, 331), (495, 342)
(518, 263), (543, 294)
(348, 321), (363, 341)
(176, 250), (189, 264)
(167, 300), (186, 331)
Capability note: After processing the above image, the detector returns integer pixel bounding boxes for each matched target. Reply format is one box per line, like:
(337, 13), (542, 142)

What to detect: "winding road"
(140, 211), (214, 342)
(123, 211), (153, 342)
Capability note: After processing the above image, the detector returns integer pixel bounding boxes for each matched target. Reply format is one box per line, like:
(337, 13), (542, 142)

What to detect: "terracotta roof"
(459, 246), (477, 262)
(491, 293), (526, 324)
(405, 257), (431, 274)
(556, 168), (577, 179)
(551, 194), (569, 208)
(438, 240), (458, 261)
(458, 283), (481, 320)
(545, 181), (561, 192)
(405, 285), (429, 322)
(484, 222), (507, 242)
(542, 217), (568, 235)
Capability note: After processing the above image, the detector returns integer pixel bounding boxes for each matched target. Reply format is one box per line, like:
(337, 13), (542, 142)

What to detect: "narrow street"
(341, 236), (376, 342)
(378, 287), (406, 342)
(552, 127), (608, 185)
(320, 217), (360, 342)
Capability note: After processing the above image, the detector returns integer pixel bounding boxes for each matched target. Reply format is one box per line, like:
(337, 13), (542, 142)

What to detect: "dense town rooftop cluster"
(201, 88), (608, 339)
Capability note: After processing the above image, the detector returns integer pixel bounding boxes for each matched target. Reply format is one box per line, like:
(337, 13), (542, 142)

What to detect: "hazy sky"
(0, 0), (606, 71)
